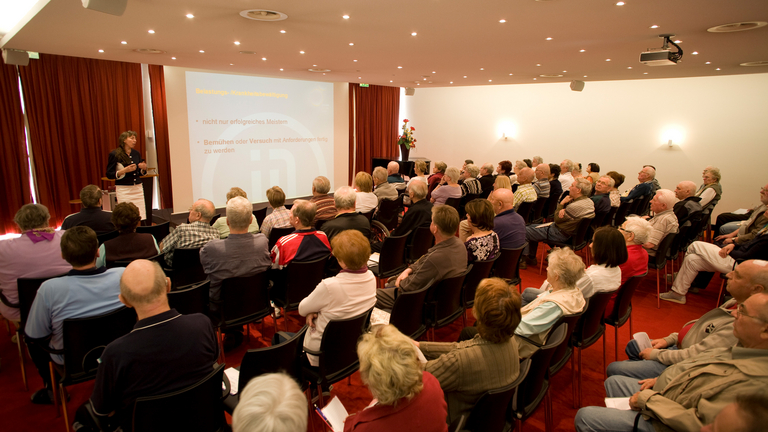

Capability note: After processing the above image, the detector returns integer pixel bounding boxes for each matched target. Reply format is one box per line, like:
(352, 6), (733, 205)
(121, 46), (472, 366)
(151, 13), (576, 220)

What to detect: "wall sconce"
(498, 121), (518, 141)
(660, 126), (685, 148)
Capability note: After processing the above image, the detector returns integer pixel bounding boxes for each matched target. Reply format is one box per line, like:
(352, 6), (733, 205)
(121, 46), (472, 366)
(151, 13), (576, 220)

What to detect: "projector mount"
(657, 34), (683, 61)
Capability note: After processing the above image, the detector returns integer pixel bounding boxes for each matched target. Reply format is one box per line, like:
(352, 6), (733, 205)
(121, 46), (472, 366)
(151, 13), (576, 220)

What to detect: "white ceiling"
(2, 0), (768, 87)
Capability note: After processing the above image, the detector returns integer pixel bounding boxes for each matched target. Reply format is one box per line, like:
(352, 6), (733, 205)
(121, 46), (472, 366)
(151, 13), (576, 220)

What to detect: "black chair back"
(268, 227), (295, 250)
(462, 258), (497, 308)
(635, 193), (653, 216)
(573, 291), (614, 349)
(136, 221), (171, 244)
(359, 209), (375, 222)
(276, 255), (329, 311)
(209, 213), (221, 226)
(426, 267), (470, 329)
(601, 207), (618, 227)
(168, 280), (210, 316)
(372, 231), (410, 279)
(606, 273), (647, 327)
(252, 208), (268, 228)
(303, 309), (372, 386)
(18, 274), (68, 329)
(548, 306), (587, 377)
(544, 193), (560, 220)
(169, 247), (207, 288)
(219, 272), (271, 329)
(407, 225), (434, 263)
(530, 196), (548, 224)
(444, 197), (462, 212)
(491, 246), (525, 286)
(666, 224), (691, 261)
(61, 307), (137, 384)
(516, 201), (534, 223)
(96, 230), (119, 246)
(612, 201), (631, 227)
(463, 358), (532, 432)
(376, 195), (404, 231)
(131, 364), (227, 432)
(570, 217), (594, 250)
(239, 326), (308, 392)
(389, 281), (434, 340)
(650, 232), (676, 270)
(314, 219), (327, 231)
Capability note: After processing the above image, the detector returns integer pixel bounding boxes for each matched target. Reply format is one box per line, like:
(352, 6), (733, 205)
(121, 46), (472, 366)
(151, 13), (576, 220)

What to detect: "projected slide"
(186, 71), (334, 207)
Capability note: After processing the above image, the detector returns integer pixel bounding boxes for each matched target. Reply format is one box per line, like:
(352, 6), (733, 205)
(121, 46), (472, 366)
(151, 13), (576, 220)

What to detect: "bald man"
(533, 164), (551, 198)
(80, 260), (218, 431)
(489, 188), (526, 249)
(386, 161), (405, 184)
(513, 167), (537, 211)
(673, 180), (703, 225)
(158, 198), (219, 267)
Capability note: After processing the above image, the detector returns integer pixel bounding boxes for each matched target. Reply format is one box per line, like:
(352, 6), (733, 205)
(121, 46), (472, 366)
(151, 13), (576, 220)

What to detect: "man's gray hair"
(291, 199), (316, 227)
(532, 156), (543, 165)
(334, 186), (357, 210)
(444, 166), (461, 183)
(561, 159), (575, 172)
(624, 216), (653, 244)
(600, 176), (616, 188)
(643, 166), (656, 180)
(655, 189), (677, 210)
(14, 203), (51, 231)
(372, 166), (388, 183)
(226, 196), (253, 230)
(193, 199), (216, 222)
(408, 180), (427, 200)
(232, 373), (308, 432)
(312, 176), (331, 194)
(547, 247), (586, 287)
(482, 163), (494, 174)
(573, 178), (592, 196)
(466, 164), (480, 178)
(80, 185), (103, 208)
(514, 160), (528, 171)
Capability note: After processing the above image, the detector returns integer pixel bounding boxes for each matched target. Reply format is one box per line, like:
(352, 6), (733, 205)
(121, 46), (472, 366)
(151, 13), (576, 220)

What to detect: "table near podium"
(371, 157), (431, 179)
(91, 173), (158, 225)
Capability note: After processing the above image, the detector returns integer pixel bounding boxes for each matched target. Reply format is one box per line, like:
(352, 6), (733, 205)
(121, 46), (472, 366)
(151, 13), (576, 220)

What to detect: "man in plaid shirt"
(159, 199), (219, 266)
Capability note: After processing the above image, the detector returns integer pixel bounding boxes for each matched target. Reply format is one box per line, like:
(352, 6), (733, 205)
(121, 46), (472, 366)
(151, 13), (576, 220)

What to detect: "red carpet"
(0, 255), (722, 431)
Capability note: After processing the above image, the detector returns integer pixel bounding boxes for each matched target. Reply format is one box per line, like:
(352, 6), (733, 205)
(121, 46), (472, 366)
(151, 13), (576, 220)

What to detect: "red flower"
(410, 126), (415, 131)
(403, 119), (409, 123)
(413, 139), (417, 142)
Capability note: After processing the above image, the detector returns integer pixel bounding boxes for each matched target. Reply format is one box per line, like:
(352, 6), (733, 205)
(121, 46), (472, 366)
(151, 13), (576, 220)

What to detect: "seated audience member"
(460, 164), (482, 197)
(61, 184), (115, 233)
(76, 260), (218, 431)
(298, 230), (377, 367)
(25, 227), (124, 404)
(591, 176), (613, 216)
(642, 189), (679, 257)
(509, 160), (528, 184)
(607, 260), (765, 381)
(407, 160), (429, 186)
(494, 175), (512, 191)
(661, 212), (768, 304)
(548, 163), (563, 204)
(521, 227), (626, 304)
(427, 161), (447, 200)
(0, 204), (71, 322)
(373, 181), (432, 253)
(620, 166), (655, 203)
(618, 217), (653, 284)
(387, 161), (405, 184)
(558, 159), (576, 191)
(463, 199), (500, 263)
(673, 181), (703, 226)
(346, 325), (448, 432)
(232, 373), (308, 432)
(701, 393), (768, 432)
(159, 198), (219, 267)
(431, 166), (462, 206)
(645, 164), (661, 193)
(97, 202), (159, 268)
(485, 189), (526, 250)
(309, 176), (338, 223)
(321, 186), (371, 241)
(200, 196), (270, 349)
(260, 186), (293, 240)
(715, 183), (768, 245)
(697, 165), (723, 209)
(497, 160), (513, 178)
(524, 178), (595, 265)
(523, 158), (533, 168)
(571, 162), (583, 179)
(271, 200), (331, 269)
(533, 163), (551, 198)
(586, 162), (600, 184)
(606, 170), (625, 207)
(376, 206), (466, 310)
(715, 183), (767, 236)
(212, 187), (260, 238)
(418, 278), (521, 426)
(513, 167), (537, 210)
(373, 166), (398, 202)
(459, 159), (474, 178)
(354, 171), (379, 214)
(574, 292), (768, 432)
(516, 248), (586, 358)
(478, 163), (496, 198)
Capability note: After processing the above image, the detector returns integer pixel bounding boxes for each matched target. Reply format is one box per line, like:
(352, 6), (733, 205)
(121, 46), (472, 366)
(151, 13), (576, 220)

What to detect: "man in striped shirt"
(309, 176), (338, 223)
(158, 199), (219, 267)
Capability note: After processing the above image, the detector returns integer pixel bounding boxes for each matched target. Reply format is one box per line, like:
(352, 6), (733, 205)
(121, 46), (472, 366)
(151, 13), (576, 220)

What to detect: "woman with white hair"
(345, 325), (448, 432)
(233, 373), (308, 432)
(430, 166), (462, 206)
(696, 166), (722, 209)
(603, 216), (653, 318)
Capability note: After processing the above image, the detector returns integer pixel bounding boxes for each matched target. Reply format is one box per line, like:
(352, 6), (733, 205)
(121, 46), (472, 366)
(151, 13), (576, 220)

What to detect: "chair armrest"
(0, 291), (19, 309)
(221, 373), (231, 400)
(26, 334), (64, 355)
(515, 334), (543, 349)
(303, 347), (322, 356)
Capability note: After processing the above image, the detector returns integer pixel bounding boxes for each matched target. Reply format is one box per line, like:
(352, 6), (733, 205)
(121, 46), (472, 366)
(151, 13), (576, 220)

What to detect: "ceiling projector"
(640, 34), (683, 66)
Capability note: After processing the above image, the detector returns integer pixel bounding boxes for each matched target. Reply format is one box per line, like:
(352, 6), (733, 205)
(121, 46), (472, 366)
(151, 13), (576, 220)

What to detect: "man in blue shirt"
(26, 226), (125, 404)
(621, 166), (655, 203)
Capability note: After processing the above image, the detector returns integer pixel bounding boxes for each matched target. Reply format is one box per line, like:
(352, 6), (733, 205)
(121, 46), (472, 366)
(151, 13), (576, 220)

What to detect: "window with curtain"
(348, 83), (400, 184)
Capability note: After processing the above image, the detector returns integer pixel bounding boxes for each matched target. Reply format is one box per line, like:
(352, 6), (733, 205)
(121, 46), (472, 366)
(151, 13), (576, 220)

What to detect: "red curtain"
(18, 54), (145, 227)
(0, 64), (32, 234)
(148, 65), (173, 209)
(348, 83), (400, 183)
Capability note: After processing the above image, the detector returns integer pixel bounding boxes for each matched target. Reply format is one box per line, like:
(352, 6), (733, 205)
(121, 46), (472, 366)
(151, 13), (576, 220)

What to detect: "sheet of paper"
(633, 332), (652, 351)
(224, 367), (239, 395)
(368, 252), (380, 264)
(605, 397), (632, 410)
(536, 222), (553, 228)
(321, 396), (349, 432)
(414, 343), (428, 365)
(370, 307), (391, 326)
(732, 208), (749, 215)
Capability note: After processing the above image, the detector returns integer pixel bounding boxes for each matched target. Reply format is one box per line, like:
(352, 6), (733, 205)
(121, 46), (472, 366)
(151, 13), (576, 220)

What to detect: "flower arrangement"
(397, 119), (417, 149)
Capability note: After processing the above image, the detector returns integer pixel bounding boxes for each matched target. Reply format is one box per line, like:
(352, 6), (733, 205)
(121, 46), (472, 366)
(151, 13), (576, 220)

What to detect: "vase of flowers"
(397, 119), (416, 161)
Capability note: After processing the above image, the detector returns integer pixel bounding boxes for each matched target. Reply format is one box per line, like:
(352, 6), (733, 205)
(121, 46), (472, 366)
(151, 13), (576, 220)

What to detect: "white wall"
(402, 73), (768, 217)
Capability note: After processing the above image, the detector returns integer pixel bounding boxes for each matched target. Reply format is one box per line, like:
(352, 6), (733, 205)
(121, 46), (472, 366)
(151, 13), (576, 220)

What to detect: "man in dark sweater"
(61, 185), (115, 234)
(321, 186), (371, 241)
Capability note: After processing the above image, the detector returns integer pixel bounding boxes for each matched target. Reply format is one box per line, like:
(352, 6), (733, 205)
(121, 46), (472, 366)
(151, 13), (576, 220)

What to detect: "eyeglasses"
(737, 304), (768, 323)
(618, 226), (634, 236)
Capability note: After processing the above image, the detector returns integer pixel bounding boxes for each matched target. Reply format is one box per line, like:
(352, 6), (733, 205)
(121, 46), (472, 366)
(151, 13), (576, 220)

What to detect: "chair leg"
(49, 362), (59, 416)
(217, 328), (226, 365)
(629, 313), (633, 338)
(614, 325), (619, 362)
(571, 351), (578, 409)
(60, 383), (70, 432)
(717, 278), (726, 308)
(17, 334), (28, 391)
(602, 332), (607, 381)
(284, 309), (290, 332)
(516, 419), (522, 431)
(656, 271), (661, 309)
(544, 387), (553, 432)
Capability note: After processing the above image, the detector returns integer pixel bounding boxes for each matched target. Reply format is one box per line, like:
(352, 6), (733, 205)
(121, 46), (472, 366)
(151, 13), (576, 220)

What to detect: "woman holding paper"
(105, 131), (148, 220)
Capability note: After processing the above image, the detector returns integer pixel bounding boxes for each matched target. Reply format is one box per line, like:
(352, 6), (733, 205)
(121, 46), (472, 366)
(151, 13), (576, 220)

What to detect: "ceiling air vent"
(308, 68), (331, 73)
(707, 22), (767, 33)
(134, 48), (165, 54)
(240, 10), (288, 22)
(740, 61), (768, 67)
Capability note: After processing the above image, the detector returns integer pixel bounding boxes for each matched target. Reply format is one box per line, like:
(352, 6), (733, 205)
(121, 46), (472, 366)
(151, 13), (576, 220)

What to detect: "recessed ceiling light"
(390, 80), (393, 83)
(583, 75), (587, 77)
(546, 37), (553, 41)
(423, 77), (427, 80)
(171, 57), (176, 60)
(411, 32), (417, 36)
(606, 58), (611, 61)
(432, 71), (436, 73)
(450, 81), (453, 84)
(692, 51), (699, 55)
(705, 61), (711, 64)
(563, 70), (567, 73)
(148, 30), (155, 34)
(121, 41), (127, 45)
(358, 77), (362, 79)
(342, 15), (349, 19)
(674, 40), (682, 43)
(715, 68), (721, 70)
(397, 66), (402, 69)
(262, 57), (267, 60)
(533, 78), (537, 80)
(463, 76), (467, 78)
(349, 43), (354, 46)
(98, 49), (104, 53)
(313, 64), (317, 67)
(234, 41), (241, 45)
(186, 13), (194, 18)
(579, 49), (585, 52)
(488, 79), (492, 82)
(199, 50), (204, 53)
(650, 24), (659, 29)
(280, 30), (286, 33)
(509, 73), (513, 76)
(230, 63), (233, 66)
(417, 83), (420, 85)
(353, 59), (358, 62)
(643, 72), (648, 74)
(616, 1), (625, 5)
(480, 68), (484, 70)
(299, 50), (305, 54)
(499, 19), (506, 23)
(627, 66), (632, 69)
(280, 68), (284, 71)
(536, 64), (541, 66)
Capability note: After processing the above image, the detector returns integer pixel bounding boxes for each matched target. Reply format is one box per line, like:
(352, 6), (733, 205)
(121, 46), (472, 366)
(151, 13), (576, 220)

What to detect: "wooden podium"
(100, 173), (158, 225)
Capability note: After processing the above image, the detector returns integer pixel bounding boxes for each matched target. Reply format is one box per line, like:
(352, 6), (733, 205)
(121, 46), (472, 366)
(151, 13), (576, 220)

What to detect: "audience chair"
(271, 255), (329, 331)
(209, 213), (221, 226)
(461, 257), (497, 326)
(444, 197), (462, 213)
(425, 266), (471, 341)
(648, 232), (677, 308)
(214, 272), (272, 363)
(665, 223), (691, 274)
(454, 358), (531, 432)
(359, 208), (375, 222)
(369, 231), (410, 287)
(600, 207), (618, 228)
(604, 272), (647, 362)
(571, 291), (614, 407)
(460, 193), (482, 219)
(509, 323), (568, 432)
(267, 226), (295, 250)
(715, 272), (732, 308)
(369, 220), (390, 243)
(375, 194), (404, 231)
(539, 217), (593, 274)
(166, 247), (207, 289)
(547, 306), (587, 410)
(130, 363), (227, 432)
(388, 280), (434, 340)
(543, 193), (560, 221)
(516, 201), (534, 224)
(47, 307), (137, 430)
(168, 280), (210, 316)
(406, 224), (434, 264)
(224, 326), (309, 413)
(252, 207), (268, 228)
(314, 218), (327, 231)
(136, 221), (171, 244)
(302, 309), (372, 407)
(611, 201), (631, 227)
(96, 230), (118, 246)
(530, 196), (548, 225)
(491, 246), (525, 290)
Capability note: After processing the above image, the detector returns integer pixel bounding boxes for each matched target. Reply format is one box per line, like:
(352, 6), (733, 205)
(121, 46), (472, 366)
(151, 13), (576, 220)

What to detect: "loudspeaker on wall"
(405, 87), (415, 96)
(82, 0), (128, 16)
(2, 49), (29, 66)
(570, 80), (585, 92)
